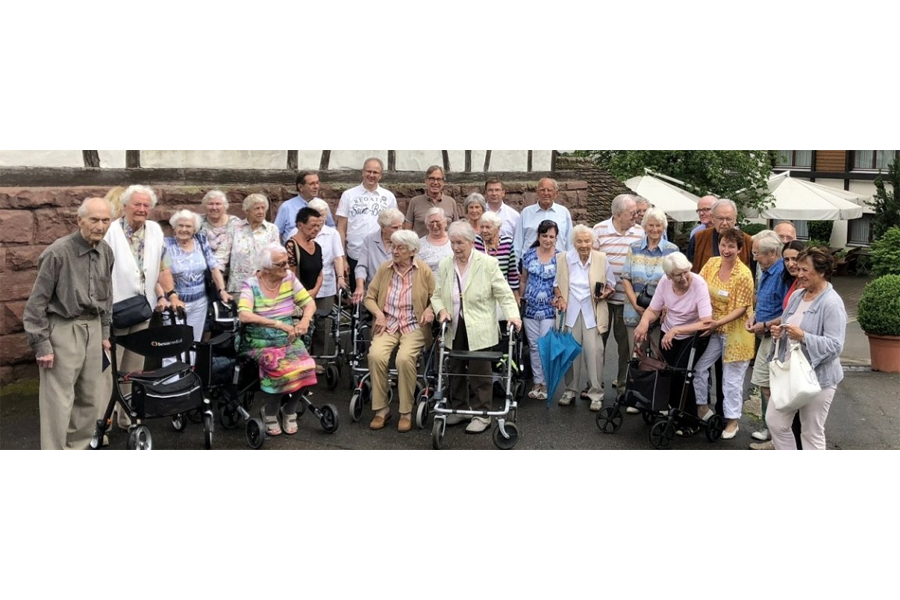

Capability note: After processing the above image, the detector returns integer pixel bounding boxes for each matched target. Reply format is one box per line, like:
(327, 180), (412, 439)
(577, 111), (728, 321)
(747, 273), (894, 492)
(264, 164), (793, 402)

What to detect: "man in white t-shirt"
(336, 157), (398, 295)
(593, 194), (644, 399)
(484, 177), (520, 240)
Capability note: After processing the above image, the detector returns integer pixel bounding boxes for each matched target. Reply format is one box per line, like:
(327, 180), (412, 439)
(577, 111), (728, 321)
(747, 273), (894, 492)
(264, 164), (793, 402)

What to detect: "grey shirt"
(771, 283), (846, 389)
(354, 230), (393, 286)
(23, 232), (115, 357)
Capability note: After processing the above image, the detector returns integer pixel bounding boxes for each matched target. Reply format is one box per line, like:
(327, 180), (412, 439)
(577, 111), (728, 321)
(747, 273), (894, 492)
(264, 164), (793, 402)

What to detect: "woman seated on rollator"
(364, 230), (435, 433)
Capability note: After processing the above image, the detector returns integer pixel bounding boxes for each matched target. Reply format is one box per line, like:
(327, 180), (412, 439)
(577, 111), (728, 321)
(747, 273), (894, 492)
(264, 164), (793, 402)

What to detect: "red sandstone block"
(0, 211), (34, 243)
(6, 246), (47, 271)
(0, 247), (6, 273)
(565, 181), (589, 191)
(33, 208), (78, 245)
(0, 270), (39, 303)
(0, 301), (26, 335)
(0, 332), (33, 366)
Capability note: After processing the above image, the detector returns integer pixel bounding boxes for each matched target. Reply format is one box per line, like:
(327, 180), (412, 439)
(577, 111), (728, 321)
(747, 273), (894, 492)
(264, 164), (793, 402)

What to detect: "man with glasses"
(688, 195), (717, 249)
(689, 198), (753, 273)
(336, 158), (398, 295)
(405, 166), (460, 237)
(512, 177), (573, 258)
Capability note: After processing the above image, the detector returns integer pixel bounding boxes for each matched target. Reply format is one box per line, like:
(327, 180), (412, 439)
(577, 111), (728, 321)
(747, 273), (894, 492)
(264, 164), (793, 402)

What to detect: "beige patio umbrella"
(744, 172), (864, 220)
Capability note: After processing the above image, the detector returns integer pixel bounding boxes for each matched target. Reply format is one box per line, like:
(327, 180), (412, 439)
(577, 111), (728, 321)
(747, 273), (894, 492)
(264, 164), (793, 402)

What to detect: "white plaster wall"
(0, 150), (83, 167)
(140, 150), (287, 169)
(0, 150), (554, 172)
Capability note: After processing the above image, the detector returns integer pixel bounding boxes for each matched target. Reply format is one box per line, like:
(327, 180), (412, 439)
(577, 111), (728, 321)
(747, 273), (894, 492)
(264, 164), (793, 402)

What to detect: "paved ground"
(2, 274), (897, 451)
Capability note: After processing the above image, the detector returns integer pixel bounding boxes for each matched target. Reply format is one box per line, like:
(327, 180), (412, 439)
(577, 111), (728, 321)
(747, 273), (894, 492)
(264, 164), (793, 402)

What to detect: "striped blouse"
(474, 234), (520, 291)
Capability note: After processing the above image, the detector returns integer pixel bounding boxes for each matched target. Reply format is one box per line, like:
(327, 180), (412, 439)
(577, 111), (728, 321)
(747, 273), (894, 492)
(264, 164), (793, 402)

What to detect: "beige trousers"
(367, 328), (425, 414)
(39, 315), (109, 450)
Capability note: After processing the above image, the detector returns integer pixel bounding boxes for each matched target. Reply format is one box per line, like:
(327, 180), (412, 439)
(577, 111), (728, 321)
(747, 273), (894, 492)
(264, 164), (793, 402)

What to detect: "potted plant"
(857, 274), (900, 373)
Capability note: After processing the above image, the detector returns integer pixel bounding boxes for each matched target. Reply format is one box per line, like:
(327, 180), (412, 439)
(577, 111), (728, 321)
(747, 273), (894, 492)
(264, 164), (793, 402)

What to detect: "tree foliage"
(868, 158), (900, 239)
(571, 150), (777, 218)
(869, 226), (900, 278)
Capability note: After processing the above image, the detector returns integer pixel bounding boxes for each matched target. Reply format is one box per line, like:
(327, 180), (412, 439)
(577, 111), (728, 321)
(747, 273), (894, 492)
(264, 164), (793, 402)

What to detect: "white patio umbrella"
(745, 172), (864, 221)
(624, 172), (701, 221)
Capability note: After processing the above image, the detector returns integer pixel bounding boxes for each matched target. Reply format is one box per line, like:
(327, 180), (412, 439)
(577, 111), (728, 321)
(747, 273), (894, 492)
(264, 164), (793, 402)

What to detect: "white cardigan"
(105, 218), (164, 304)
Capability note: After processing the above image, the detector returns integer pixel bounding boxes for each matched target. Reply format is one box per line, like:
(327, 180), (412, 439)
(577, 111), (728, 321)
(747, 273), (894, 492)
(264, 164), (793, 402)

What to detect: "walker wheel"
(188, 409), (204, 424)
(203, 411), (214, 450)
(89, 425), (104, 450)
(705, 414), (725, 443)
(172, 413), (187, 432)
(642, 410), (656, 425)
(319, 404), (340, 434)
(492, 422), (519, 450)
(219, 404), (241, 430)
(246, 418), (265, 449)
(349, 391), (363, 423)
(514, 380), (527, 402)
(432, 418), (446, 450)
(414, 392), (430, 429)
(325, 365), (340, 390)
(596, 406), (623, 434)
(128, 425), (152, 450)
(649, 419), (675, 450)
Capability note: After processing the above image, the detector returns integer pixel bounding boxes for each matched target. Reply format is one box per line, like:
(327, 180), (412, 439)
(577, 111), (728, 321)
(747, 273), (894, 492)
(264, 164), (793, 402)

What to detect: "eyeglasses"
(696, 207), (712, 214)
(427, 177), (444, 183)
(271, 261), (288, 268)
(669, 270), (690, 280)
(713, 216), (736, 224)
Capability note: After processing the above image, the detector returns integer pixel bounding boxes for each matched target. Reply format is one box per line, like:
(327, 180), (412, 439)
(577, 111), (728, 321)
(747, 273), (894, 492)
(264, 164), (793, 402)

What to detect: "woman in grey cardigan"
(768, 247), (846, 450)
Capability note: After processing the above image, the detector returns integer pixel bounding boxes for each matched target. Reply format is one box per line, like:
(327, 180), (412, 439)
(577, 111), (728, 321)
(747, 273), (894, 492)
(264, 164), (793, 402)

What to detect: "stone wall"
(0, 172), (605, 383)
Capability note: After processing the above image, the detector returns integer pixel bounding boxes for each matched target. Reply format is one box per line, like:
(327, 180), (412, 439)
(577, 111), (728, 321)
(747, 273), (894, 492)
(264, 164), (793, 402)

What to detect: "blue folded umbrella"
(537, 311), (582, 406)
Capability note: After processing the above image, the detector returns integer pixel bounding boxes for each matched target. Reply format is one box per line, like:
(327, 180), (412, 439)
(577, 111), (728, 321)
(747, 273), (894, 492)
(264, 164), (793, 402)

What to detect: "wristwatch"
(165, 289), (178, 300)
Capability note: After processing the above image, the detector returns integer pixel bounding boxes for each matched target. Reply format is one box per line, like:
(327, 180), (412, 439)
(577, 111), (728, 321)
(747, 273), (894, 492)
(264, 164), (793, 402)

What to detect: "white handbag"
(768, 337), (822, 412)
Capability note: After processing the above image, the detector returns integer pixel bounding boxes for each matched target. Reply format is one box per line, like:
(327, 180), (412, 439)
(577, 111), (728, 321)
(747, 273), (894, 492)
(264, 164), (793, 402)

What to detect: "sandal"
(536, 384), (548, 401)
(528, 385), (541, 400)
(280, 408), (298, 435)
(261, 408), (282, 436)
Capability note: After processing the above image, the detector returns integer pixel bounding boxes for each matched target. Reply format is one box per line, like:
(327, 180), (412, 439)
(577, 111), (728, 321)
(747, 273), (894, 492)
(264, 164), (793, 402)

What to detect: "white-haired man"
(24, 197), (115, 449)
(512, 177), (573, 258)
(593, 194), (644, 396)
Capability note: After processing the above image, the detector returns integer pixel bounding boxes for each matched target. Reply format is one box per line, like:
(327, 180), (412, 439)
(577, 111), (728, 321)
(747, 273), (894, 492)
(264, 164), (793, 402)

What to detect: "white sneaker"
(465, 416), (491, 434)
(559, 392), (576, 406)
(590, 400), (603, 412)
(445, 413), (472, 426)
(751, 428), (770, 441)
(625, 406), (640, 415)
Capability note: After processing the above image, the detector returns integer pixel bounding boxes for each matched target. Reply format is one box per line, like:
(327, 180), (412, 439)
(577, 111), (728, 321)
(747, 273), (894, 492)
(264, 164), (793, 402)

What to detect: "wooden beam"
(483, 150), (492, 172)
(464, 150), (472, 172)
(0, 167), (562, 188)
(551, 150), (559, 172)
(126, 150), (141, 169)
(441, 151), (450, 173)
(387, 151), (396, 171)
(319, 151), (331, 171)
(82, 151), (100, 168)
(527, 150), (533, 172)
(287, 151), (298, 170)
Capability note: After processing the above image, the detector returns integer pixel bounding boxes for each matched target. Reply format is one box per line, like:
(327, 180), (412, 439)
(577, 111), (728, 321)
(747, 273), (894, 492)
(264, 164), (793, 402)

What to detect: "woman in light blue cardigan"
(768, 247), (846, 450)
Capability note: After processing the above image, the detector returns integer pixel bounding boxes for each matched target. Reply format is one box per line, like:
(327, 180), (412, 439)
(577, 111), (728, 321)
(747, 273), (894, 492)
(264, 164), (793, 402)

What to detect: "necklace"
(259, 276), (281, 292)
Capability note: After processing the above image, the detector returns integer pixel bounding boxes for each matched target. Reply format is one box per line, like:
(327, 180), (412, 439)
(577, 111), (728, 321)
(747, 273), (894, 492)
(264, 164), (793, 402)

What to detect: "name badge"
(718, 289), (730, 298)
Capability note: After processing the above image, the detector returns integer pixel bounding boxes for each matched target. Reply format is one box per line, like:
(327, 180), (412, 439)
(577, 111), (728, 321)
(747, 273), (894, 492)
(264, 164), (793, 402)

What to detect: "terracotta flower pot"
(866, 333), (900, 373)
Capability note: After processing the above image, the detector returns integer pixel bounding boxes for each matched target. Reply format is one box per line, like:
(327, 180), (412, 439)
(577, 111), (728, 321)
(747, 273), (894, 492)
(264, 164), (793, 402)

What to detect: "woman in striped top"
(238, 244), (318, 436)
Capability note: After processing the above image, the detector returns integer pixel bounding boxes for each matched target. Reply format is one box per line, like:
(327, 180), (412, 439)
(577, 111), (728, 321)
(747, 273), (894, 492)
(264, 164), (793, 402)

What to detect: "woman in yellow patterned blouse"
(692, 228), (755, 439)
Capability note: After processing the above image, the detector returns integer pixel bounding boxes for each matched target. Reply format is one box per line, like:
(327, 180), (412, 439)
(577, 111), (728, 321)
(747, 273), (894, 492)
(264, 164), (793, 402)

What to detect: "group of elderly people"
(35, 157), (846, 450)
